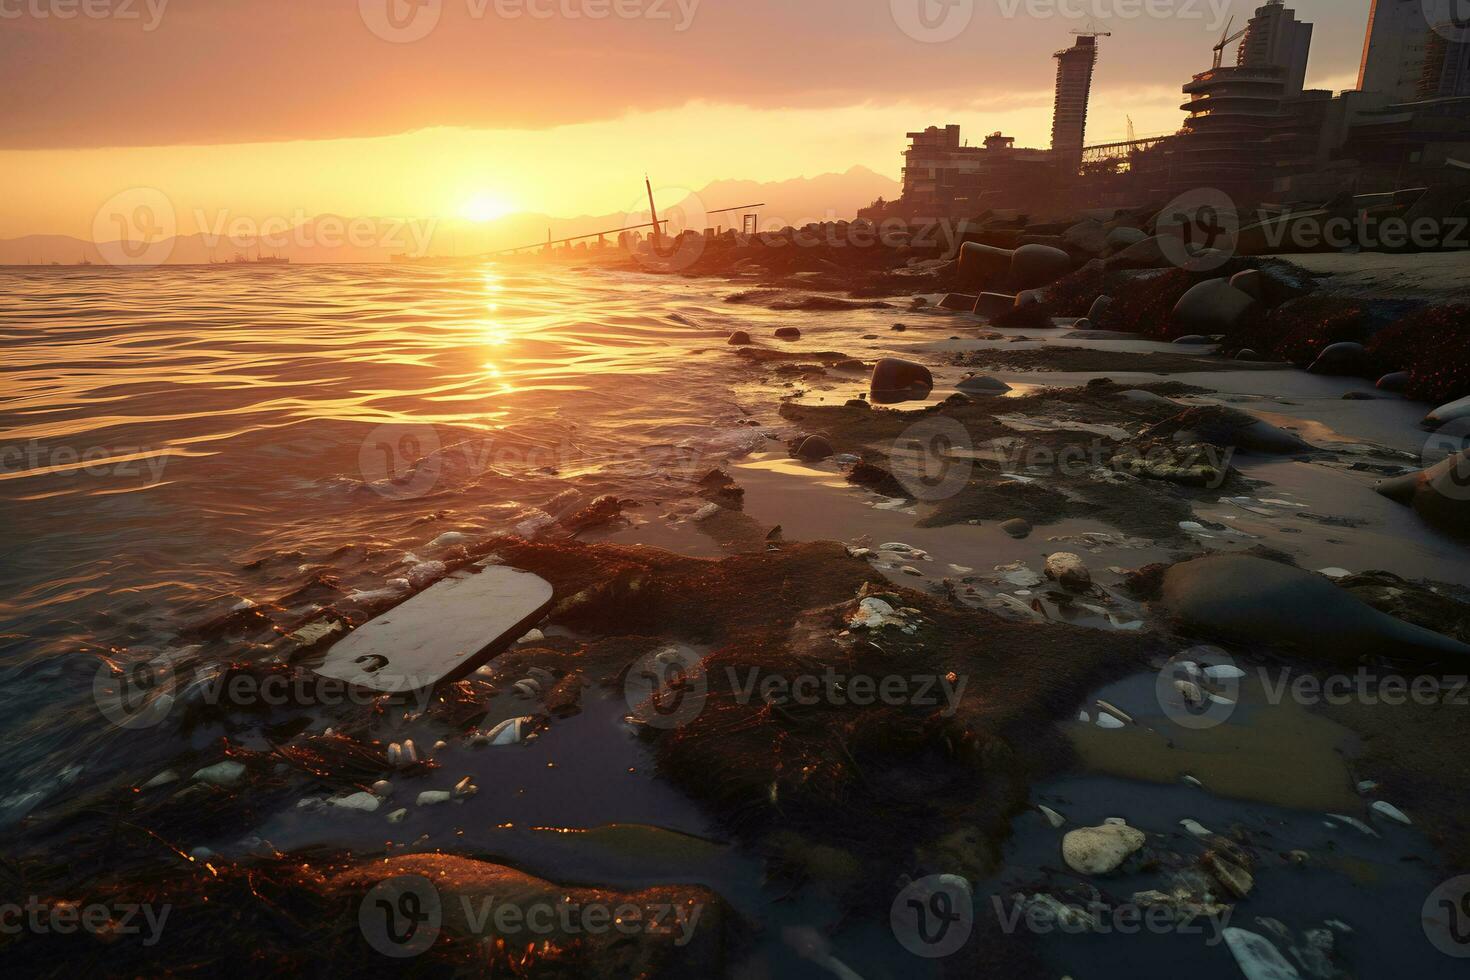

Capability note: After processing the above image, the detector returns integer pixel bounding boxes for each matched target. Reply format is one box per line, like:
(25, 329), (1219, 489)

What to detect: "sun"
(460, 194), (515, 223)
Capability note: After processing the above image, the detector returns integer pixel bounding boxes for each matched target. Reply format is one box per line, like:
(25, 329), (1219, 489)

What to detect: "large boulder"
(1062, 219), (1109, 255)
(1377, 448), (1470, 537)
(870, 358), (934, 404)
(1105, 226), (1148, 251)
(1141, 405), (1310, 454)
(956, 241), (1014, 291)
(1104, 235), (1172, 269)
(1228, 268), (1265, 302)
(1159, 555), (1470, 660)
(973, 292), (1018, 317)
(1308, 341), (1366, 375)
(1171, 278), (1259, 335)
(1010, 243), (1072, 290)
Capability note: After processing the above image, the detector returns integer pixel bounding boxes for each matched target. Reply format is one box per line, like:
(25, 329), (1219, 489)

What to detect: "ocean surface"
(0, 262), (789, 821)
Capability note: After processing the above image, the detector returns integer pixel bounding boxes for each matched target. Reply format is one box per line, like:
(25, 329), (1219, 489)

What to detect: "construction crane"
(1126, 115), (1135, 142)
(1212, 17), (1248, 70)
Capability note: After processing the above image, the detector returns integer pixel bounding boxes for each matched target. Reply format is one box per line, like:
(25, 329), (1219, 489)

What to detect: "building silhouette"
(1051, 34), (1099, 173)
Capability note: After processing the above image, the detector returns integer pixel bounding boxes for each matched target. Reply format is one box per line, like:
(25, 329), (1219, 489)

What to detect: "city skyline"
(3, 0), (1377, 239)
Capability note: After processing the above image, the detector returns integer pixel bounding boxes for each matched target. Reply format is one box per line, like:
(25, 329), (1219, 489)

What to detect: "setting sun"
(460, 194), (516, 223)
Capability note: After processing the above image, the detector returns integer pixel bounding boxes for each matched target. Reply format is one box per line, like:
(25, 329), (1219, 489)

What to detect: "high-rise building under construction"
(1051, 34), (1099, 173)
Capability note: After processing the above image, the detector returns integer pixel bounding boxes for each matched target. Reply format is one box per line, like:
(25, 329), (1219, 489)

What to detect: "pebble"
(1038, 805), (1066, 828)
(727, 330), (752, 345)
(453, 776), (478, 799)
(1180, 818), (1211, 837)
(428, 531), (471, 550)
(900, 566), (923, 577)
(1000, 517), (1032, 539)
(327, 792), (381, 813)
(692, 503), (722, 522)
(190, 847), (216, 861)
(417, 790), (453, 806)
(386, 808), (408, 823)
(775, 327), (801, 340)
(1061, 822), (1146, 875)
(517, 628), (546, 644)
(371, 780), (393, 796)
(1044, 552), (1092, 591)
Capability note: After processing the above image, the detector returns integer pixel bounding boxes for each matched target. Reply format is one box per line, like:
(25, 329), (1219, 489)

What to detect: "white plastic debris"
(142, 769), (179, 789)
(1371, 800), (1411, 825)
(192, 761), (246, 787)
(1223, 927), (1302, 980)
(848, 597), (905, 629)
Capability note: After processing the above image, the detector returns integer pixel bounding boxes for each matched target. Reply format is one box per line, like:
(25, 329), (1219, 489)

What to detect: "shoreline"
(9, 251), (1470, 978)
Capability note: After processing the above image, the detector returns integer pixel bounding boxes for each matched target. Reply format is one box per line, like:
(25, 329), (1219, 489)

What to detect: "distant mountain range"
(1, 166), (900, 266)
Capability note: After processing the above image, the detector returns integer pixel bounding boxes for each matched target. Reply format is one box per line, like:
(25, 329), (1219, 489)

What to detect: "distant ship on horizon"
(210, 249), (290, 266)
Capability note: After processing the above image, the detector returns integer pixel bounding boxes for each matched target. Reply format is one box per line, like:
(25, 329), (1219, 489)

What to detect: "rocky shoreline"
(11, 230), (1470, 977)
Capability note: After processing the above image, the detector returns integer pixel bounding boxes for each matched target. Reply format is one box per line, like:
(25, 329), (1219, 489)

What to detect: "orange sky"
(0, 0), (1368, 237)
